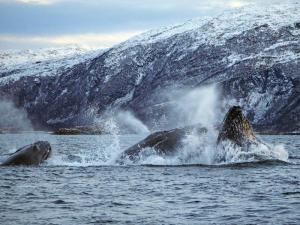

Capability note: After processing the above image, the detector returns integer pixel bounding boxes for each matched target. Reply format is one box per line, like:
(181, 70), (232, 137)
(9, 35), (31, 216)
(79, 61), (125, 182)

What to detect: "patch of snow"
(46, 115), (73, 125)
(226, 49), (300, 68)
(246, 92), (273, 123)
(113, 89), (135, 108)
(60, 88), (68, 96)
(136, 71), (146, 85)
(225, 53), (249, 67)
(264, 41), (299, 51)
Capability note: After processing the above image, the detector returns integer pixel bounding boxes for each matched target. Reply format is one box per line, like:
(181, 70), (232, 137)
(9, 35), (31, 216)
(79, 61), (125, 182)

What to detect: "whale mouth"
(43, 147), (52, 160)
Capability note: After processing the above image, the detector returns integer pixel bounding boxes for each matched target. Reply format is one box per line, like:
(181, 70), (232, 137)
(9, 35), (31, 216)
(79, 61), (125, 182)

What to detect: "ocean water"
(0, 133), (299, 224)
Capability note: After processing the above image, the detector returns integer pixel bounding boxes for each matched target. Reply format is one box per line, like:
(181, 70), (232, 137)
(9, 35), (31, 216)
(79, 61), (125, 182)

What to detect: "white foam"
(215, 140), (288, 164)
(123, 137), (289, 166)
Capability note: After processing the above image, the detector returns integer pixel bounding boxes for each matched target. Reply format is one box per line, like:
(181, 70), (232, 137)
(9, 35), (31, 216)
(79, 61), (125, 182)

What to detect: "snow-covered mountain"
(0, 3), (299, 133)
(0, 46), (102, 85)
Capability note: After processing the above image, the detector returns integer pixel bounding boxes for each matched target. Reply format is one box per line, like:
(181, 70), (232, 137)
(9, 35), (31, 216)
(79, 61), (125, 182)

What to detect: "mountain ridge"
(0, 3), (299, 133)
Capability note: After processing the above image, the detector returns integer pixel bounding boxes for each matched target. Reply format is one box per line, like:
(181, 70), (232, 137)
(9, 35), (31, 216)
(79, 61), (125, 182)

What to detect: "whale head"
(1, 141), (52, 166)
(33, 141), (52, 161)
(217, 106), (257, 146)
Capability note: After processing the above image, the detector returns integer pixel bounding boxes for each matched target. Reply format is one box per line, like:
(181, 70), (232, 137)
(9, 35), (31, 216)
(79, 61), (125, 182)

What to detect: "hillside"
(0, 3), (299, 133)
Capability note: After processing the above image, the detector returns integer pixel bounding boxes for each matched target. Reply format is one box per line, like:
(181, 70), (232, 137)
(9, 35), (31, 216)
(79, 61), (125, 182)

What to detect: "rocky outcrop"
(53, 126), (107, 135)
(118, 125), (207, 163)
(0, 141), (52, 166)
(0, 4), (299, 133)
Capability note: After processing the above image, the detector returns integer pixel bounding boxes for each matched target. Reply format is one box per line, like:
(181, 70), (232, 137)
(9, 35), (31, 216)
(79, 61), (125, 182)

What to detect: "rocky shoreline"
(52, 126), (107, 135)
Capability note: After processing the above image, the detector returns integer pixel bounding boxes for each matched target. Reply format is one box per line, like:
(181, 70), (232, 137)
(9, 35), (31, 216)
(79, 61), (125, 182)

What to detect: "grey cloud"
(1, 0), (294, 49)
(0, 0), (227, 36)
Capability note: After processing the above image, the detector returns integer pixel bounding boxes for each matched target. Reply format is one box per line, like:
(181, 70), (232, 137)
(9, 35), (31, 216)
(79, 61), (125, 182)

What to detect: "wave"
(142, 159), (290, 168)
(282, 191), (300, 196)
(42, 158), (290, 168)
(44, 140), (289, 167)
(289, 155), (300, 160)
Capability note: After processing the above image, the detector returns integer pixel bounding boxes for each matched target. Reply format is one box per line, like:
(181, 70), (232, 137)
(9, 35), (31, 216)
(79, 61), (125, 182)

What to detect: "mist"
(115, 111), (150, 134)
(93, 109), (150, 135)
(0, 100), (33, 132)
(158, 85), (224, 130)
(174, 85), (221, 128)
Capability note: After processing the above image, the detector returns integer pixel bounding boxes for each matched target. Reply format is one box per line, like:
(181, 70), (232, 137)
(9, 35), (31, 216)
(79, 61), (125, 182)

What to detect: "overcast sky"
(0, 0), (290, 50)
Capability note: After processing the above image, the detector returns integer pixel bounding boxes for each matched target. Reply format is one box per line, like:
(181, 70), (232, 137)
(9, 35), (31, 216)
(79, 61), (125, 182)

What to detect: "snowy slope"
(0, 45), (103, 85)
(100, 2), (300, 88)
(122, 2), (300, 47)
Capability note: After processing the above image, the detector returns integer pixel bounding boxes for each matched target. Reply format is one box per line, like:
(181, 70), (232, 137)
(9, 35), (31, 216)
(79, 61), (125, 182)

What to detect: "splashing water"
(115, 111), (150, 134)
(214, 140), (289, 164)
(113, 85), (289, 166)
(45, 118), (124, 167)
(173, 85), (221, 129)
(102, 118), (122, 165)
(124, 135), (289, 166)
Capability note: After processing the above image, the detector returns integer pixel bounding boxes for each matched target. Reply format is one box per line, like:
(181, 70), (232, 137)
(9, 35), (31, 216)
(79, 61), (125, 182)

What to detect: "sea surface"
(0, 133), (299, 225)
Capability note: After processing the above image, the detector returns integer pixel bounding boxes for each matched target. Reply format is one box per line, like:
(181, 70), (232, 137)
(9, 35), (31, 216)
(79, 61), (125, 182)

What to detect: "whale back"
(119, 125), (207, 163)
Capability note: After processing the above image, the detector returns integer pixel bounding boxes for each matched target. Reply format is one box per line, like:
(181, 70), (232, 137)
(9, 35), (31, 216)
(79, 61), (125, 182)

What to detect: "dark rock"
(53, 128), (82, 135)
(118, 125), (207, 163)
(0, 141), (52, 166)
(53, 126), (106, 135)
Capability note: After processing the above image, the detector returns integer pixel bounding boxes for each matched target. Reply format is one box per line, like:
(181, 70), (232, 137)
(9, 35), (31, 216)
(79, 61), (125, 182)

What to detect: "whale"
(0, 141), (52, 166)
(215, 106), (273, 162)
(117, 125), (207, 163)
(217, 106), (260, 147)
(117, 106), (268, 164)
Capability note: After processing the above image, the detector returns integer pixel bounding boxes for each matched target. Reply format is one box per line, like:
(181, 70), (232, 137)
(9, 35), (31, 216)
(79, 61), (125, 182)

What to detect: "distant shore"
(0, 128), (299, 136)
(256, 132), (300, 136)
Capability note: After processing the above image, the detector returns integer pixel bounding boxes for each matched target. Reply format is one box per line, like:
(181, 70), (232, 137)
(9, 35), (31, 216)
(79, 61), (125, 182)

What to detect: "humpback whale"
(118, 125), (207, 163)
(118, 106), (267, 164)
(217, 106), (259, 147)
(1, 141), (52, 166)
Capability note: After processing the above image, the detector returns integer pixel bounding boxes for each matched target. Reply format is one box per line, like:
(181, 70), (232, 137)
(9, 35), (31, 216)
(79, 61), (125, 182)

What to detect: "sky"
(0, 0), (280, 50)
